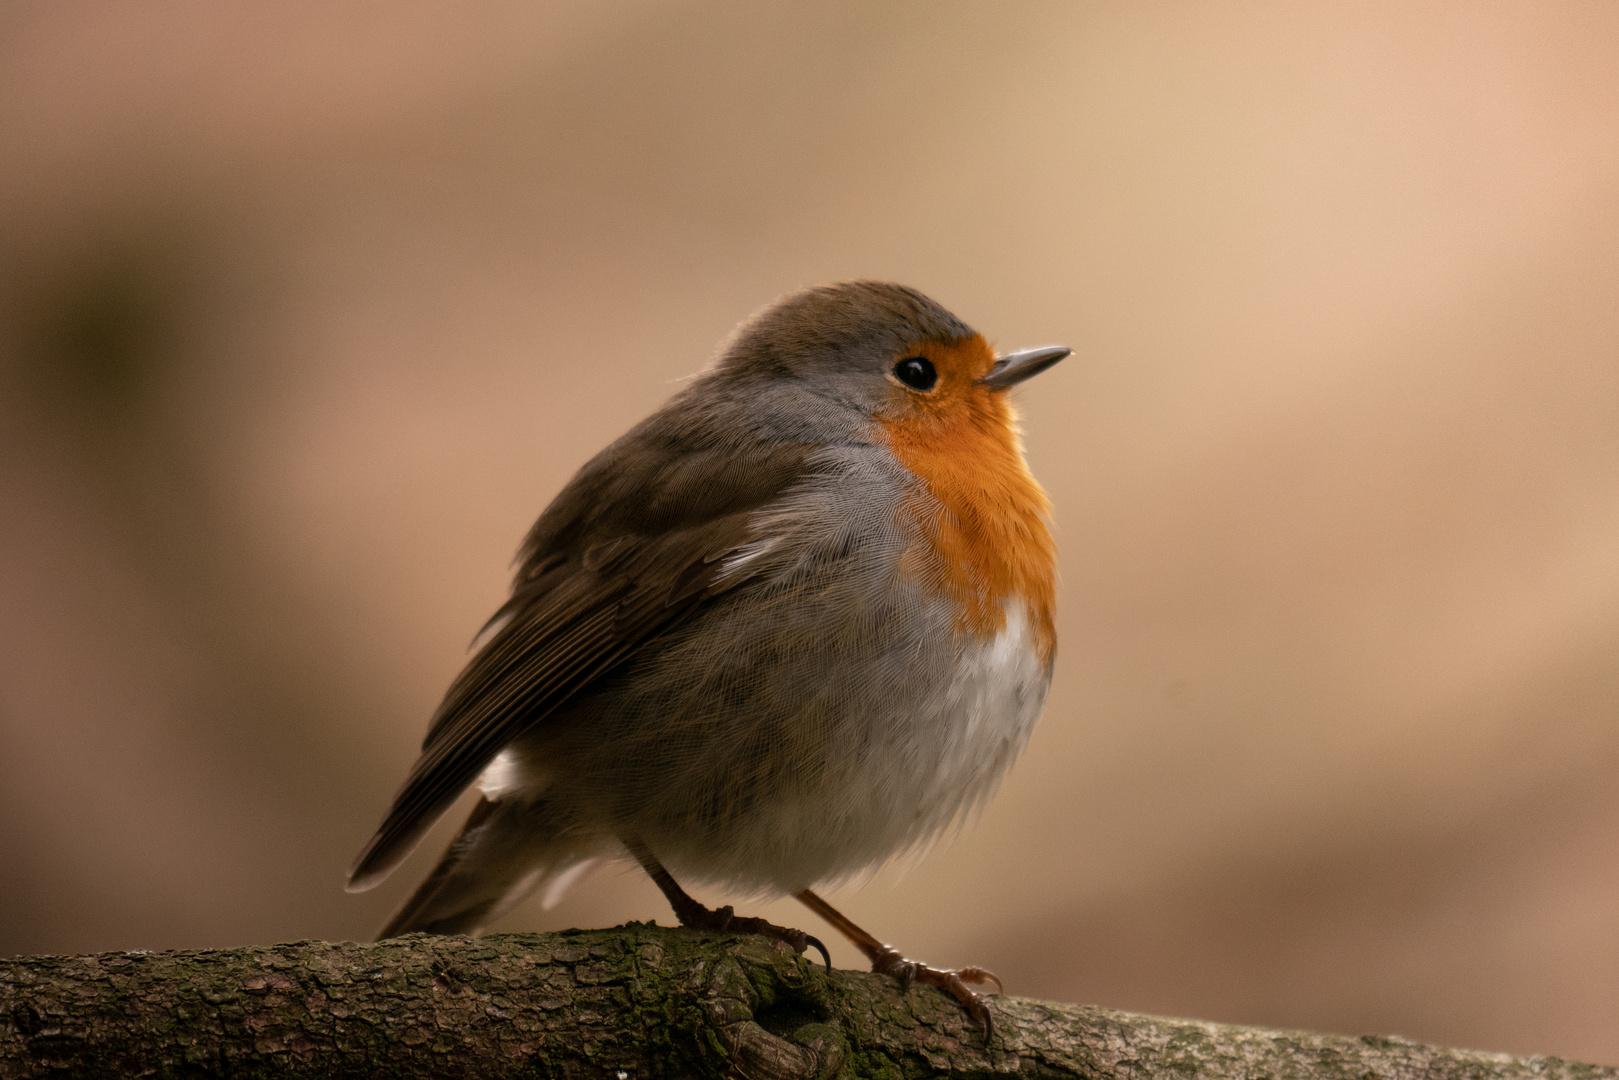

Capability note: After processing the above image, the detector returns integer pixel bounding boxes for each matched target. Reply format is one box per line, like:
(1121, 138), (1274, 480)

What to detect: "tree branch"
(0, 924), (1610, 1079)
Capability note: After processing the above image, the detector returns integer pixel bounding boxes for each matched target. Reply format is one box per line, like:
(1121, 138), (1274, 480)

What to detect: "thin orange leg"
(794, 888), (1001, 1040)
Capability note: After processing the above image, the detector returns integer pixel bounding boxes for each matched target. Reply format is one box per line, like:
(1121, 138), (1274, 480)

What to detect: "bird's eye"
(892, 357), (937, 392)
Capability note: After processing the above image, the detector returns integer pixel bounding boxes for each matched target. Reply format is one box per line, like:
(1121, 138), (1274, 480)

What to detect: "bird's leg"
(794, 888), (1002, 1040)
(624, 837), (830, 970)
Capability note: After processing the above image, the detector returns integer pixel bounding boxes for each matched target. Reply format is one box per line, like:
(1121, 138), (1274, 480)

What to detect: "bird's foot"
(629, 840), (832, 970)
(679, 902), (832, 972)
(869, 944), (1002, 1039)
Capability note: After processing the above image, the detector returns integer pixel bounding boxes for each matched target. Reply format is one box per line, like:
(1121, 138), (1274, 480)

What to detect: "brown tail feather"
(376, 796), (584, 939)
(377, 798), (500, 937)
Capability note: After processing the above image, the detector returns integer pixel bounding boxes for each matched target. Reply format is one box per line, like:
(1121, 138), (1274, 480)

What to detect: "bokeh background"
(3, 0), (1618, 1062)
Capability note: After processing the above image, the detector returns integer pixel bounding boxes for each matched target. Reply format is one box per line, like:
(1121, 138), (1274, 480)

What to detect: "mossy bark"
(0, 923), (1611, 1079)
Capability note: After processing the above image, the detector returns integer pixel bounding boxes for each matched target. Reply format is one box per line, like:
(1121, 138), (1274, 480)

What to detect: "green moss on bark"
(0, 924), (1612, 1079)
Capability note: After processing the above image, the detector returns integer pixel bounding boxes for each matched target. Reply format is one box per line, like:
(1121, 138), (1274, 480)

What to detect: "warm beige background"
(2, 0), (1618, 1063)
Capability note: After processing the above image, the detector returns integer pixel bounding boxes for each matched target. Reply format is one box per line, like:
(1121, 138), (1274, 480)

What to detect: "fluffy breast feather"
(873, 335), (1057, 666)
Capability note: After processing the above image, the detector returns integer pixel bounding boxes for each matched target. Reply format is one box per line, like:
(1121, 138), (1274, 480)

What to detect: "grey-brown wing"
(346, 511), (762, 892)
(347, 377), (820, 894)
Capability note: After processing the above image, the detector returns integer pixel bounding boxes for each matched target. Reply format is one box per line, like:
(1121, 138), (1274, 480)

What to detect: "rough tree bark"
(0, 924), (1611, 1079)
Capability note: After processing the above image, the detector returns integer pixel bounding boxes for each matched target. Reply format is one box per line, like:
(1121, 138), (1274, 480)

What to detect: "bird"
(346, 281), (1067, 1038)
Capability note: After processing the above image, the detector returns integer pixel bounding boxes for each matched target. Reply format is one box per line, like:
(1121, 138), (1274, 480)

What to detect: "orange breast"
(874, 335), (1057, 664)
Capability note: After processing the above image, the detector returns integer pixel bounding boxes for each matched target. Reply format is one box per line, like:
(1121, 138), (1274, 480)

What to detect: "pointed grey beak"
(977, 345), (1072, 390)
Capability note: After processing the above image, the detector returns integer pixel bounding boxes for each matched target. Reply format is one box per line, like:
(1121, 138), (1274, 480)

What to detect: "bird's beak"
(977, 345), (1071, 390)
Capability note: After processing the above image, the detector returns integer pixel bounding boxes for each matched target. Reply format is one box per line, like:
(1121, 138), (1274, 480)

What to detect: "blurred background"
(2, 0), (1617, 1062)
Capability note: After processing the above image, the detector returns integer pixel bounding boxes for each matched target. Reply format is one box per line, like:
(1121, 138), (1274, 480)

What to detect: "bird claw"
(686, 907), (830, 971)
(869, 945), (1000, 1040)
(956, 965), (1004, 995)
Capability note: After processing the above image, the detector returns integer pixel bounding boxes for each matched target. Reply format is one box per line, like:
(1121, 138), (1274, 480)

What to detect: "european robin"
(347, 281), (1068, 1037)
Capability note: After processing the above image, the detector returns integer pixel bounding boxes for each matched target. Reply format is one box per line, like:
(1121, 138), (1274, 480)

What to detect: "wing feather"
(347, 436), (810, 892)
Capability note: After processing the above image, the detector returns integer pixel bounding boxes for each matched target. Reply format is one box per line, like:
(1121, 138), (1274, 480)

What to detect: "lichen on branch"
(0, 924), (1611, 1079)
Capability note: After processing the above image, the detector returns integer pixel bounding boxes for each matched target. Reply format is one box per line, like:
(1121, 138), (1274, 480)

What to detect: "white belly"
(883, 598), (1052, 854)
(695, 597), (1053, 894)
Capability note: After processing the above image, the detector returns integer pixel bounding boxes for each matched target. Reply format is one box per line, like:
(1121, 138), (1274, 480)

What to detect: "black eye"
(892, 356), (937, 392)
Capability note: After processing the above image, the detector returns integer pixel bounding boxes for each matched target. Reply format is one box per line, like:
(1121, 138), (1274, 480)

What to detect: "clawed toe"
(803, 934), (832, 971)
(628, 845), (832, 972)
(751, 920), (830, 971)
(954, 965), (1004, 995)
(685, 906), (831, 971)
(788, 889), (1002, 1042)
(870, 945), (999, 1040)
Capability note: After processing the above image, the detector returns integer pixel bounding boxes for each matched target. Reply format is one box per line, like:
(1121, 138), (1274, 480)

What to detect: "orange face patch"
(874, 334), (1057, 663)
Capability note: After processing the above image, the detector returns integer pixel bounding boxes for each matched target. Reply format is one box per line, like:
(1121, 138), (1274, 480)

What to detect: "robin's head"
(713, 281), (1069, 441)
(706, 281), (1063, 655)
